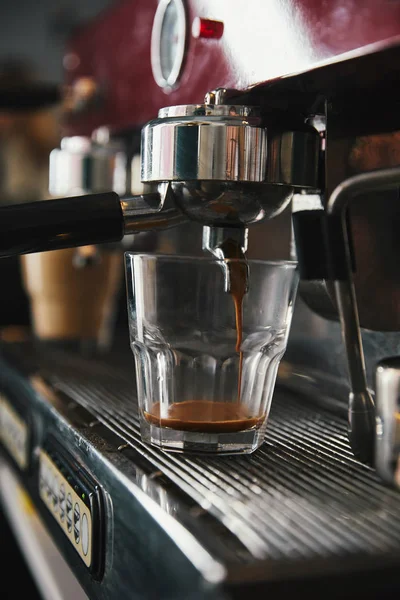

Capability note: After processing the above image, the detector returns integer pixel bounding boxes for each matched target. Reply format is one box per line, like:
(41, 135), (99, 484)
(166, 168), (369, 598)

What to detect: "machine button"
(74, 502), (80, 544)
(66, 493), (73, 532)
(52, 476), (59, 511)
(81, 513), (89, 556)
(46, 469), (51, 493)
(59, 483), (66, 521)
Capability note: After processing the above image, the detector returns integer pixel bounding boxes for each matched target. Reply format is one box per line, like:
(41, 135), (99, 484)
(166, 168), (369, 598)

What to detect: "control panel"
(38, 438), (104, 578)
(0, 393), (29, 470)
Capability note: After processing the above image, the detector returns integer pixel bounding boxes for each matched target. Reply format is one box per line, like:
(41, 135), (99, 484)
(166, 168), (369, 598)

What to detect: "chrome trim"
(141, 105), (319, 190)
(327, 166), (400, 464)
(49, 136), (127, 197)
(120, 184), (188, 233)
(375, 358), (400, 486)
(141, 108), (267, 183)
(158, 104), (257, 118)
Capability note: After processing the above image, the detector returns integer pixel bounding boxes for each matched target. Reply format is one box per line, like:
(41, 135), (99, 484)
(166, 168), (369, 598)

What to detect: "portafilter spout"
(202, 225), (249, 295)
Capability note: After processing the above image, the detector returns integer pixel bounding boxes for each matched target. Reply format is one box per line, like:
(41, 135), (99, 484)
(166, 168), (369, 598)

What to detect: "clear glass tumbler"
(125, 253), (298, 454)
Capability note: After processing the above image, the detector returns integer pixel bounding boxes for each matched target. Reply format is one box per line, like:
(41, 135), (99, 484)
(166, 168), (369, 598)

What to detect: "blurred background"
(0, 0), (130, 335)
(0, 1), (113, 83)
(0, 4), (114, 598)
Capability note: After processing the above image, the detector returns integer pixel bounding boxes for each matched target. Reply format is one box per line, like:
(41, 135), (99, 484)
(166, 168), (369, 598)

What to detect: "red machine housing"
(64, 0), (400, 135)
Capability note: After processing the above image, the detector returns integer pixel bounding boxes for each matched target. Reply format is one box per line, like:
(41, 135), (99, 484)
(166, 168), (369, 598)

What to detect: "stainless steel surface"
(141, 104), (268, 183)
(325, 168), (400, 463)
(49, 100), (319, 242)
(140, 102), (319, 227)
(332, 274), (369, 395)
(120, 184), (189, 234)
(326, 168), (400, 462)
(27, 346), (400, 564)
(169, 180), (293, 226)
(49, 136), (128, 197)
(203, 89), (239, 107)
(157, 104), (256, 118)
(2, 342), (400, 598)
(142, 104), (319, 188)
(202, 226), (249, 293)
(376, 358), (400, 486)
(202, 226), (248, 256)
(281, 297), (400, 409)
(333, 274), (374, 464)
(0, 348), (227, 600)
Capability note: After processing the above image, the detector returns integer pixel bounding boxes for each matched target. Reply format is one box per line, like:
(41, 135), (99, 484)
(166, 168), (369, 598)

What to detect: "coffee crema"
(144, 400), (264, 433)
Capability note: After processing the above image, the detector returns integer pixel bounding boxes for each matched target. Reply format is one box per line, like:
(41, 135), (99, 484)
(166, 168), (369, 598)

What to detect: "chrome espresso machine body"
(2, 1), (400, 599)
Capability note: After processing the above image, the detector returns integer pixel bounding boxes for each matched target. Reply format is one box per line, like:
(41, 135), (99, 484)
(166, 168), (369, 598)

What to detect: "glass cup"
(125, 253), (298, 454)
(21, 247), (123, 353)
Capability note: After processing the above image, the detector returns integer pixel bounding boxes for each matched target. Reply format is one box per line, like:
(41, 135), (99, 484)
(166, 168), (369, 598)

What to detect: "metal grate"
(35, 348), (400, 563)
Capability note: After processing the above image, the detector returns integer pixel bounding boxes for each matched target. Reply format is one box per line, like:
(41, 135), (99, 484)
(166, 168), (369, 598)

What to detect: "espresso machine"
(2, 1), (400, 598)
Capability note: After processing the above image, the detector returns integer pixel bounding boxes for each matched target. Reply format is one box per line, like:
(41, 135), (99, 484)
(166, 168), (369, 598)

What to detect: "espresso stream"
(144, 244), (264, 433)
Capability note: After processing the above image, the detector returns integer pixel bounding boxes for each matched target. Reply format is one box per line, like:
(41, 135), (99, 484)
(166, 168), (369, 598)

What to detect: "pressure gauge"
(151, 0), (187, 90)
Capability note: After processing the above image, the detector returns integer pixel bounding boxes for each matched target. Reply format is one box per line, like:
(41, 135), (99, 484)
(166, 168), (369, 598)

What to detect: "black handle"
(0, 192), (124, 258)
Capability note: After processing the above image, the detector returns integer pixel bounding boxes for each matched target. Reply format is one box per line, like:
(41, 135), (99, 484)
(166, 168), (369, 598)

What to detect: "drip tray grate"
(25, 346), (400, 567)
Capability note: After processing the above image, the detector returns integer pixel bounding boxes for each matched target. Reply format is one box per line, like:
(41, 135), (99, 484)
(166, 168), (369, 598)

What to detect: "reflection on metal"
(327, 167), (400, 464)
(120, 184), (189, 234)
(142, 104), (268, 183)
(375, 358), (400, 487)
(19, 345), (400, 562)
(3, 342), (400, 597)
(202, 225), (249, 293)
(142, 103), (319, 187)
(141, 102), (319, 227)
(49, 135), (128, 197)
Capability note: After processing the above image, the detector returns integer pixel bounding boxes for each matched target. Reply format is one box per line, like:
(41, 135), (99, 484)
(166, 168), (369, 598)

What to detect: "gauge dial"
(151, 0), (186, 90)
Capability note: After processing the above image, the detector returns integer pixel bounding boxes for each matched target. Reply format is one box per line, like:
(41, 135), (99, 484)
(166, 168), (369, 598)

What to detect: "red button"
(192, 18), (224, 40)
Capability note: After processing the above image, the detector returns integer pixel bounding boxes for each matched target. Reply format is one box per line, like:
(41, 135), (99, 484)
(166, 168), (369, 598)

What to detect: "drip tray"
(1, 341), (400, 596)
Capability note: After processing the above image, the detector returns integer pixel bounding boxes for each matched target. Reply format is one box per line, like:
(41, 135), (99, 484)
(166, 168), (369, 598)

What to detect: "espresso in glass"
(126, 252), (298, 454)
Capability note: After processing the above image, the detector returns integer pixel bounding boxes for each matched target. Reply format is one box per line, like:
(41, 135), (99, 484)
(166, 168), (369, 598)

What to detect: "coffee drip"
(144, 401), (264, 433)
(220, 237), (249, 404)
